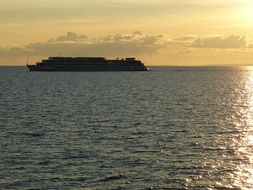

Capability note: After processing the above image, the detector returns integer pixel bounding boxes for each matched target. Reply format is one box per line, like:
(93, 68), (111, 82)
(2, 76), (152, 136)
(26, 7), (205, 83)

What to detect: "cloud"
(175, 36), (196, 41)
(1, 32), (251, 64)
(0, 31), (168, 58)
(48, 32), (87, 42)
(190, 35), (247, 49)
(247, 44), (253, 48)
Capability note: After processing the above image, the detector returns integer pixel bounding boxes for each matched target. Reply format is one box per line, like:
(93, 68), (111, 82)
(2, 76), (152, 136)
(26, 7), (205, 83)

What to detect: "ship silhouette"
(27, 57), (148, 71)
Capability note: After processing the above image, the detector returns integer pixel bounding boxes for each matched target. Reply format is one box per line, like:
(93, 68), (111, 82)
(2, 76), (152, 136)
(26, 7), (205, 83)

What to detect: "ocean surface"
(1, 66), (253, 189)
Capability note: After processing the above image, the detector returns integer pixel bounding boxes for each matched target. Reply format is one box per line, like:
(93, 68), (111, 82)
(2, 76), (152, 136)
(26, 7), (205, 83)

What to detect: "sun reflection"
(235, 68), (253, 189)
(246, 135), (253, 144)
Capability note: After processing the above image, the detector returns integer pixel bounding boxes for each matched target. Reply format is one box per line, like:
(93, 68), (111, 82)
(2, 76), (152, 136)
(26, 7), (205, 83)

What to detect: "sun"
(244, 1), (253, 19)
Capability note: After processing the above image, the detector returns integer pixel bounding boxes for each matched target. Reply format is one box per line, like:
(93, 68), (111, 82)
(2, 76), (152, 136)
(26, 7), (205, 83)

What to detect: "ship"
(27, 57), (148, 71)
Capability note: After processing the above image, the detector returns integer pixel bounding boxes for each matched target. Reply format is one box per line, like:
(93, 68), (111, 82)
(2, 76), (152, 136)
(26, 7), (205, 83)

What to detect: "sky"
(1, 0), (253, 66)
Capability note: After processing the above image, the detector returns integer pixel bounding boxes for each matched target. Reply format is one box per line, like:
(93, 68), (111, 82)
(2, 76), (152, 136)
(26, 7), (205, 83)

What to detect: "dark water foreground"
(1, 66), (253, 189)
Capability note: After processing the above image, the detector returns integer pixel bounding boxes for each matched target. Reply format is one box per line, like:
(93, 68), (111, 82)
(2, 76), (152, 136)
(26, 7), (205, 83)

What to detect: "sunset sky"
(1, 0), (253, 65)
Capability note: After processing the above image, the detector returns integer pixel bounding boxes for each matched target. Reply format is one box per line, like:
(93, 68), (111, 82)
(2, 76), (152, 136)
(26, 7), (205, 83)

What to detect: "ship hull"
(27, 65), (148, 72)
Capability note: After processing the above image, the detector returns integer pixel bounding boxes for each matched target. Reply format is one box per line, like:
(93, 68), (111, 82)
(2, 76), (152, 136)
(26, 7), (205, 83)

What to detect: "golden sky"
(1, 0), (253, 65)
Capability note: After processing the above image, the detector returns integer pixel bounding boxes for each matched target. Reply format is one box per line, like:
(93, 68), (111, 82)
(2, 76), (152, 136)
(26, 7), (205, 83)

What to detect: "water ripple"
(1, 67), (253, 189)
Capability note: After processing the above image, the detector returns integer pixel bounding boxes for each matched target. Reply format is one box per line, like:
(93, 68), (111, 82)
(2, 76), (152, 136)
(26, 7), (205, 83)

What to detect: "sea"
(1, 66), (253, 189)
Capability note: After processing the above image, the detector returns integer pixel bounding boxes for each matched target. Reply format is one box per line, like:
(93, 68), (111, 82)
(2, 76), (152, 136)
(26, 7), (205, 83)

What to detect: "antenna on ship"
(26, 56), (29, 65)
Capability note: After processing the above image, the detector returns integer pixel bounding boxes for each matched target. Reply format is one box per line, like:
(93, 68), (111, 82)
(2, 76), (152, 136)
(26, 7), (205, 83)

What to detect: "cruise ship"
(27, 57), (148, 71)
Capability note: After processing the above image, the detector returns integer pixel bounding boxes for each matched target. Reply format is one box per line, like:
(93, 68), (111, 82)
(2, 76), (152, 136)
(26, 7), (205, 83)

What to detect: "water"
(1, 66), (253, 189)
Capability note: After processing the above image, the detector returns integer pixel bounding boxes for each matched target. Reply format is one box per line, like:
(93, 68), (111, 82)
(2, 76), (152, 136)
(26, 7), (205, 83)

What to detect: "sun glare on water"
(234, 69), (253, 188)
